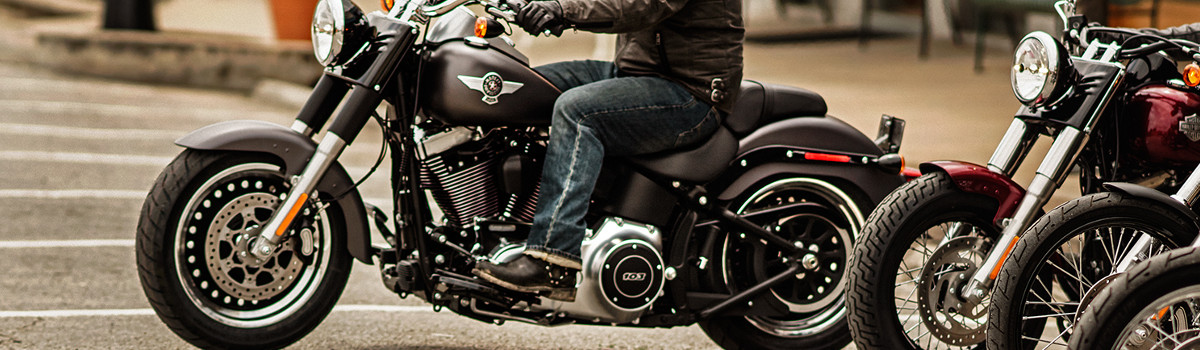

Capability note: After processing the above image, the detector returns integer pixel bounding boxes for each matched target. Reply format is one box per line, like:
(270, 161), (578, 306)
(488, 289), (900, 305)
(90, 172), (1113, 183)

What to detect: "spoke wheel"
(988, 192), (1197, 350)
(1070, 247), (1200, 350)
(848, 171), (1000, 350)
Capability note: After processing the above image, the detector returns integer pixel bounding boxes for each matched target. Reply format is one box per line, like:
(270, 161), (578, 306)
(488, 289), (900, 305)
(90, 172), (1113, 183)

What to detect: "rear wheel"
(847, 171), (1000, 350)
(700, 177), (867, 349)
(136, 150), (351, 349)
(987, 192), (1196, 349)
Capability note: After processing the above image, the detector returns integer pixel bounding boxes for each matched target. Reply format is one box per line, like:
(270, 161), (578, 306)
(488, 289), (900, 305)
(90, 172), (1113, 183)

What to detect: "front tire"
(136, 150), (351, 349)
(700, 177), (869, 349)
(847, 171), (1000, 350)
(987, 192), (1196, 349)
(1070, 247), (1200, 349)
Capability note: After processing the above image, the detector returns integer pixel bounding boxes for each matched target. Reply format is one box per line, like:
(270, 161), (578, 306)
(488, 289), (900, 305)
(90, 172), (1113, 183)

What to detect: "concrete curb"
(36, 29), (323, 92)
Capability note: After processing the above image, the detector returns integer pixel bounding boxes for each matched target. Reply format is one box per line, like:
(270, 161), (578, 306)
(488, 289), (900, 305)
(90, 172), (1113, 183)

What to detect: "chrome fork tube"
(251, 133), (348, 258)
(963, 126), (1088, 302)
(987, 119), (1033, 177)
(937, 119), (1034, 246)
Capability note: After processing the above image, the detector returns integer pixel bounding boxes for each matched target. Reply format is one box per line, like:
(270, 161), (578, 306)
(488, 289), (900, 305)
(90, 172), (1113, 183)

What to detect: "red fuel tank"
(1129, 85), (1200, 164)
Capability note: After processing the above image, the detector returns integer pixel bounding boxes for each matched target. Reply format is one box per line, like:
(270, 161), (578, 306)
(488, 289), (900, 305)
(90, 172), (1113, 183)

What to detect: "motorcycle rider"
(472, 0), (744, 299)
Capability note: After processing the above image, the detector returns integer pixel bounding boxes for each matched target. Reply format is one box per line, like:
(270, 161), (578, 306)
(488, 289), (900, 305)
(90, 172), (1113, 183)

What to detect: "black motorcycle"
(133, 0), (912, 348)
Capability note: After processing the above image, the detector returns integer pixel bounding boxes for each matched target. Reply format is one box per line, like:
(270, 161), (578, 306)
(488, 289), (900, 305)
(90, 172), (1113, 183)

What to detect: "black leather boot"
(473, 254), (576, 301)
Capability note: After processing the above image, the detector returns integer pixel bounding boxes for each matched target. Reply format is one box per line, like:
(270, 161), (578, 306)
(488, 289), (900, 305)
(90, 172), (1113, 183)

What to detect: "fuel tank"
(1129, 85), (1200, 163)
(419, 10), (560, 127)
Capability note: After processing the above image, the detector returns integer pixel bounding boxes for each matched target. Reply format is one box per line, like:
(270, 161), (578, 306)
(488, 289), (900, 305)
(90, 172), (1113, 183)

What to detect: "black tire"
(987, 192), (1197, 349)
(700, 177), (870, 349)
(136, 150), (352, 350)
(847, 171), (1001, 350)
(1069, 247), (1200, 349)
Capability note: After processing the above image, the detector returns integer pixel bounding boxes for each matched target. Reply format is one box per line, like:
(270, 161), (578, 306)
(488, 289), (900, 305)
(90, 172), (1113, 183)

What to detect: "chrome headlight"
(1011, 31), (1071, 107)
(311, 0), (368, 67)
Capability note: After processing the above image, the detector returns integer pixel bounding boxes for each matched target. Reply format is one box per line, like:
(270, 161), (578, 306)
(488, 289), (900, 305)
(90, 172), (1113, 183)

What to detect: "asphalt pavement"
(0, 1), (1083, 349)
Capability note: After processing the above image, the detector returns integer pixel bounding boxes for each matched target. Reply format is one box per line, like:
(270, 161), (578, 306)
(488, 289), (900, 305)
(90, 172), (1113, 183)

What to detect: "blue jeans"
(523, 60), (719, 268)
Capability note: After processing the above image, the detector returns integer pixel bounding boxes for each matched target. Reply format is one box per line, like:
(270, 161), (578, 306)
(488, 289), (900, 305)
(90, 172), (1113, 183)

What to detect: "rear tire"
(847, 171), (1000, 350)
(136, 150), (351, 349)
(700, 177), (868, 349)
(987, 192), (1196, 349)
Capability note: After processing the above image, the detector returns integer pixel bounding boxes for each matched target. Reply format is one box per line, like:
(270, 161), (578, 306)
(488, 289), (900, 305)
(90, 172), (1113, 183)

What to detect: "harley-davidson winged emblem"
(1183, 114), (1200, 142)
(457, 72), (524, 105)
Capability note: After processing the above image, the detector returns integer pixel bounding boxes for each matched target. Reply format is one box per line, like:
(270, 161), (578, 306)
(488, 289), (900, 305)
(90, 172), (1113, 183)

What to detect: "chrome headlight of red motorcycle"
(312, 0), (370, 67)
(1011, 31), (1071, 107)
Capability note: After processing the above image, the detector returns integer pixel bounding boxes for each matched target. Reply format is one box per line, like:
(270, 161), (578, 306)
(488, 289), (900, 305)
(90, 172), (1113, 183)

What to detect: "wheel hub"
(204, 192), (304, 302)
(917, 236), (989, 346)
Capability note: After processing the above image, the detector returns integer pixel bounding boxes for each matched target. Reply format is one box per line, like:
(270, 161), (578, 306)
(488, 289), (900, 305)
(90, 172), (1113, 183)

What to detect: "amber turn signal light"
(381, 0), (395, 11)
(474, 17), (505, 39)
(1185, 63), (1200, 87)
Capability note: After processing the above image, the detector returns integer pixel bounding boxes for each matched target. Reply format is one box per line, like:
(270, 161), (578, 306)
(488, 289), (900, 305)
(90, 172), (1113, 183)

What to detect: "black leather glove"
(514, 0), (565, 37)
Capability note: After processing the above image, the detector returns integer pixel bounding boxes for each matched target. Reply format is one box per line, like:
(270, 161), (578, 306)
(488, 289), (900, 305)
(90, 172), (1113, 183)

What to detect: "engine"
(418, 127), (542, 228)
(533, 217), (666, 324)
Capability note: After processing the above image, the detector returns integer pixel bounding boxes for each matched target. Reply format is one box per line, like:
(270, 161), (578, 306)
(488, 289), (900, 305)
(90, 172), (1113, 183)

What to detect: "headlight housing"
(1011, 31), (1071, 107)
(311, 0), (369, 67)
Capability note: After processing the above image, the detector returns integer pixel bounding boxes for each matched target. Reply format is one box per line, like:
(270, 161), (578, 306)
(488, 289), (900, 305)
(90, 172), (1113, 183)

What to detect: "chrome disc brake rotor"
(205, 192), (304, 302)
(916, 236), (989, 346)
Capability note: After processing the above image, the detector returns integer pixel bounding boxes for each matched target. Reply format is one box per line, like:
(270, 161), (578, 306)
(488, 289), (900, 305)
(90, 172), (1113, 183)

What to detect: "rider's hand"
(515, 0), (565, 37)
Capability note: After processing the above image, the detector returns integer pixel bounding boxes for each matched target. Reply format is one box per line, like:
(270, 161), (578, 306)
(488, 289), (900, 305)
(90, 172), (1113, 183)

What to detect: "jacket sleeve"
(557, 0), (689, 33)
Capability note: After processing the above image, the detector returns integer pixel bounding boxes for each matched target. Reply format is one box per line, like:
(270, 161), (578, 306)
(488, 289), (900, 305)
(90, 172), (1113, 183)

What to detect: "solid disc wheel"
(987, 192), (1196, 350)
(1070, 247), (1200, 350)
(700, 177), (867, 350)
(847, 171), (1000, 350)
(136, 150), (351, 350)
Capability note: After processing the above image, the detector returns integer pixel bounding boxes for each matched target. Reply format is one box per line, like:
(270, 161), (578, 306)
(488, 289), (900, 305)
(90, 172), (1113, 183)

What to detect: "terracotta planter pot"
(270, 0), (318, 41)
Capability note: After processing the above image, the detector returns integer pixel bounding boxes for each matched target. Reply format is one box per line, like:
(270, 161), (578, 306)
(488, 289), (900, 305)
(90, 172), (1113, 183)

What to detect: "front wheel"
(136, 150), (352, 349)
(986, 192), (1196, 349)
(1070, 247), (1200, 350)
(700, 177), (869, 349)
(847, 171), (1001, 350)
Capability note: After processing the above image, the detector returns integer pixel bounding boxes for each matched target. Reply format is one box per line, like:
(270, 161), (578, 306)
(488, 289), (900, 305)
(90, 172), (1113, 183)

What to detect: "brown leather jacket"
(557, 0), (744, 113)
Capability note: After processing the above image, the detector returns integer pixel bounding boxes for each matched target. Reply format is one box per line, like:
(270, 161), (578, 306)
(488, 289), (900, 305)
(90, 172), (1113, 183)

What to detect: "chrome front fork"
(250, 132), (349, 259)
(961, 125), (1089, 304)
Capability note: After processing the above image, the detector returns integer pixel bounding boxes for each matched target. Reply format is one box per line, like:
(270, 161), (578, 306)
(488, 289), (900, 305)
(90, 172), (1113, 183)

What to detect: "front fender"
(1103, 182), (1200, 225)
(920, 160), (1025, 224)
(176, 120), (374, 264)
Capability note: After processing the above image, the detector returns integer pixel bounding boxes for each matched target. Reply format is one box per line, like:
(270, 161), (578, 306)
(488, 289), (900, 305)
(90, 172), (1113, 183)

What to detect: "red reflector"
(804, 152), (851, 163)
(902, 168), (922, 178)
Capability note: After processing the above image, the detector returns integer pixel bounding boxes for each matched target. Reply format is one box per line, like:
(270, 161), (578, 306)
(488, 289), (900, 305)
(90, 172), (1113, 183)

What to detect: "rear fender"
(1103, 182), (1200, 225)
(715, 116), (906, 209)
(175, 120), (374, 264)
(919, 160), (1025, 225)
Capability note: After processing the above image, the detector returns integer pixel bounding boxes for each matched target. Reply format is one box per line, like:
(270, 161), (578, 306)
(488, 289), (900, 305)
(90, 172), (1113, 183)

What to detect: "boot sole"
(472, 268), (576, 302)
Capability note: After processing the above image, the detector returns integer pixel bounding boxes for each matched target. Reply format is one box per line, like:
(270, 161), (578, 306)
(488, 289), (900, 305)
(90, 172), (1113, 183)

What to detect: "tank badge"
(457, 72), (524, 105)
(1182, 114), (1200, 142)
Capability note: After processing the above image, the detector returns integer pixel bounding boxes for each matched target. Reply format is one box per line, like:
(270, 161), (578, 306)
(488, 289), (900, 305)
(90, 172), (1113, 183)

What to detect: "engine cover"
(536, 217), (665, 324)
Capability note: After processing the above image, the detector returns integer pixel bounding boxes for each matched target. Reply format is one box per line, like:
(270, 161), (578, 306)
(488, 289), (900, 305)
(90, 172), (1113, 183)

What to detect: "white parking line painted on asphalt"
(0, 123), (181, 140)
(0, 189), (389, 206)
(0, 150), (172, 166)
(0, 100), (287, 122)
(0, 189), (147, 199)
(0, 150), (377, 176)
(0, 305), (432, 318)
(0, 240), (135, 248)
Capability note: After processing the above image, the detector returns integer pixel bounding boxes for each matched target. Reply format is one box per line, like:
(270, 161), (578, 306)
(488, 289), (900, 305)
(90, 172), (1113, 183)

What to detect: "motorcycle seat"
(627, 126), (738, 183)
(725, 80), (827, 137)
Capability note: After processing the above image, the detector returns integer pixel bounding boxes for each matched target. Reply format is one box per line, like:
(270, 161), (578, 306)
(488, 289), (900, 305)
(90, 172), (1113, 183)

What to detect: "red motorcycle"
(847, 1), (1200, 348)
